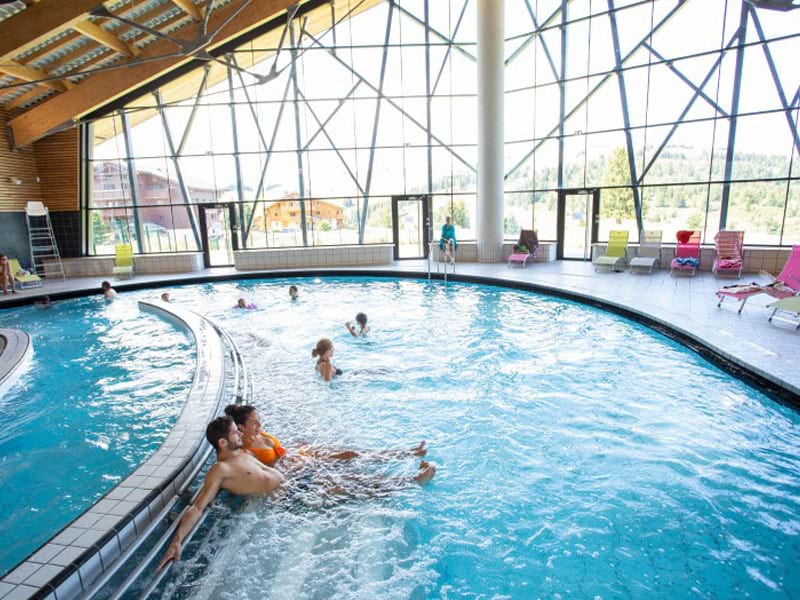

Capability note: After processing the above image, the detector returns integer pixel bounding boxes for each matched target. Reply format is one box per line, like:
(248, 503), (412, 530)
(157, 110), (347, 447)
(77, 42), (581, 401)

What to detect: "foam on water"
(157, 277), (799, 599)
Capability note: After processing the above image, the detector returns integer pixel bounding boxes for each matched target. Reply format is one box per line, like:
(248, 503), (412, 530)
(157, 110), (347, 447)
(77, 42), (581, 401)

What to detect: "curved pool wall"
(0, 301), (231, 600)
(0, 328), (32, 398)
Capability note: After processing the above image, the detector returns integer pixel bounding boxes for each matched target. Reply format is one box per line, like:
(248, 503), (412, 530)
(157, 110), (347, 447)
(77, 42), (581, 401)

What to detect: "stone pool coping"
(0, 301), (227, 600)
(0, 329), (32, 398)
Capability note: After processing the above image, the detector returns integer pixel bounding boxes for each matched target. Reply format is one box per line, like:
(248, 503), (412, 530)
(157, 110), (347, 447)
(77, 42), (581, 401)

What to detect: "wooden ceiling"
(0, 0), (379, 149)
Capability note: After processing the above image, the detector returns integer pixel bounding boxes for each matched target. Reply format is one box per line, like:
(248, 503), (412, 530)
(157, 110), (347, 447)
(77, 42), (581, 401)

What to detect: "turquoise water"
(150, 277), (799, 600)
(0, 296), (194, 575)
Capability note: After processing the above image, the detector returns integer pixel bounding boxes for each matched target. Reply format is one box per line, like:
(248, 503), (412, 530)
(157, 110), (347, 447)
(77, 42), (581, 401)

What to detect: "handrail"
(428, 240), (455, 283)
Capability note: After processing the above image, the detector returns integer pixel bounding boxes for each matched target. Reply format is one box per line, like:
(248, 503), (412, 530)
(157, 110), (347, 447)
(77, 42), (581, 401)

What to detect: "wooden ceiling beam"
(170, 0), (203, 21)
(9, 0), (300, 148)
(72, 20), (140, 58)
(0, 62), (71, 92)
(0, 0), (103, 63)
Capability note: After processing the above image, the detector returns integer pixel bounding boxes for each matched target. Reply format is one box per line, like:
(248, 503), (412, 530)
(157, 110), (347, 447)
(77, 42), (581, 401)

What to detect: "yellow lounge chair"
(9, 258), (42, 288)
(767, 295), (800, 330)
(112, 244), (134, 278)
(594, 230), (629, 272)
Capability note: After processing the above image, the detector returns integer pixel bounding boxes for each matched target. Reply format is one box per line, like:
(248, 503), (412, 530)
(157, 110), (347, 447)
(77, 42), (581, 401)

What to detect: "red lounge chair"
(507, 230), (539, 268)
(712, 230), (744, 278)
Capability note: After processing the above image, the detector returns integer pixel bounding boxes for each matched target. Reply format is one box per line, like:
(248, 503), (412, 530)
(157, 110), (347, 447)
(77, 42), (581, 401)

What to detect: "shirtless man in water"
(159, 416), (435, 569)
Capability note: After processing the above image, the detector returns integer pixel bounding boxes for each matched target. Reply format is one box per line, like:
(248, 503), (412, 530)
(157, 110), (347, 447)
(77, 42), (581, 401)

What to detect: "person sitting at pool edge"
(157, 416), (435, 570)
(235, 297), (257, 309)
(438, 215), (457, 264)
(313, 337), (342, 381)
(289, 285), (299, 300)
(224, 404), (427, 465)
(101, 280), (117, 300)
(157, 416), (285, 569)
(0, 255), (17, 295)
(345, 312), (369, 337)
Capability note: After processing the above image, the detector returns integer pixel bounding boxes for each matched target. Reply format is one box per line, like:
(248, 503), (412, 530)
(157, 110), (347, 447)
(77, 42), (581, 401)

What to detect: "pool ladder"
(427, 241), (455, 283)
(89, 319), (249, 600)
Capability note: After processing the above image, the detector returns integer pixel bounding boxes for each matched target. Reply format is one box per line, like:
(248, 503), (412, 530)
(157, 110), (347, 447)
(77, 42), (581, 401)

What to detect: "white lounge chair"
(629, 230), (662, 274)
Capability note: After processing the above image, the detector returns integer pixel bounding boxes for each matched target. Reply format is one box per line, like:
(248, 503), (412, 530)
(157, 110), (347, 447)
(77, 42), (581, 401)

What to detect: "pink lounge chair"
(712, 230), (744, 278)
(507, 230), (539, 268)
(716, 245), (800, 313)
(670, 230), (701, 276)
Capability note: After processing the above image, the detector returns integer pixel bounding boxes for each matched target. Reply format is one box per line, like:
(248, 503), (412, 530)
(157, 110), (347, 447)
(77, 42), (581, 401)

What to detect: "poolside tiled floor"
(1, 260), (797, 397)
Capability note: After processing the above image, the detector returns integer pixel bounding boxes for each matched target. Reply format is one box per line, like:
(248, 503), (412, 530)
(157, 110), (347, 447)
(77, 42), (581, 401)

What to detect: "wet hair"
(289, 285), (298, 294)
(161, 292), (170, 301)
(224, 404), (256, 427)
(101, 280), (111, 290)
(237, 298), (246, 307)
(312, 338), (333, 358)
(206, 416), (234, 451)
(355, 312), (368, 326)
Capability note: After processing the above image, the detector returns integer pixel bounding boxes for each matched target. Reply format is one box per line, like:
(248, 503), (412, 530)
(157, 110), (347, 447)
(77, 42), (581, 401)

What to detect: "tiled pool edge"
(0, 329), (32, 398)
(0, 301), (227, 600)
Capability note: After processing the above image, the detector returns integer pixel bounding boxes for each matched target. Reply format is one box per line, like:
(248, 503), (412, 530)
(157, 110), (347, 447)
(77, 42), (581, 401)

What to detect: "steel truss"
(86, 0), (800, 257)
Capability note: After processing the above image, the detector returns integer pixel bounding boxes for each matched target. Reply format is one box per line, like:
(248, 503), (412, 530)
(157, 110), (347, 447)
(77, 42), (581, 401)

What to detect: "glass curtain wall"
(83, 0), (799, 255)
(84, 0), (478, 255)
(503, 0), (800, 246)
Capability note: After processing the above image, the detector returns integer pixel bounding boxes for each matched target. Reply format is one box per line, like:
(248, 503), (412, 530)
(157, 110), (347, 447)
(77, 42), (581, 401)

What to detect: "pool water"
(0, 296), (194, 575)
(152, 277), (799, 599)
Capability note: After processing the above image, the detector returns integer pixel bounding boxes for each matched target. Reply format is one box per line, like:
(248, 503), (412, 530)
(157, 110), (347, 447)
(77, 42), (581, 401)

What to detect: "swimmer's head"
(224, 404), (259, 434)
(206, 416), (241, 452)
(237, 298), (247, 308)
(355, 312), (368, 327)
(289, 285), (298, 299)
(161, 292), (170, 302)
(101, 280), (111, 291)
(312, 338), (334, 359)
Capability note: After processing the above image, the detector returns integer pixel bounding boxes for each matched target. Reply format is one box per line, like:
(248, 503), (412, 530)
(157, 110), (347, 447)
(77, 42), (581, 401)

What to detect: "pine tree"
(601, 147), (636, 223)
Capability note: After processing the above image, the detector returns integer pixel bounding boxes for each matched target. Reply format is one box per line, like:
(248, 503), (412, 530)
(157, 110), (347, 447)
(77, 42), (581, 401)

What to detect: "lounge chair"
(112, 244), (134, 278)
(594, 230), (629, 272)
(670, 230), (701, 276)
(716, 245), (800, 313)
(767, 295), (800, 330)
(628, 230), (662, 274)
(712, 230), (744, 278)
(9, 258), (42, 289)
(507, 229), (539, 268)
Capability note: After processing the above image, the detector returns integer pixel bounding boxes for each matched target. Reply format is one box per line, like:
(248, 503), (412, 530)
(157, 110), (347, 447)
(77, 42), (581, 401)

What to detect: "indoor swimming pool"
(3, 276), (799, 599)
(154, 277), (799, 599)
(0, 298), (195, 574)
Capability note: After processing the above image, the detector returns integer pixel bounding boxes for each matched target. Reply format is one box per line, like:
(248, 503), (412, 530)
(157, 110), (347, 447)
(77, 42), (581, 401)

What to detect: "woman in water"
(224, 404), (427, 466)
(312, 338), (342, 381)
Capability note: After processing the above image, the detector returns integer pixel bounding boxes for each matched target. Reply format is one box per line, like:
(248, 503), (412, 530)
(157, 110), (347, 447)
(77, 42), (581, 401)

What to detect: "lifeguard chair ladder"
(26, 201), (65, 281)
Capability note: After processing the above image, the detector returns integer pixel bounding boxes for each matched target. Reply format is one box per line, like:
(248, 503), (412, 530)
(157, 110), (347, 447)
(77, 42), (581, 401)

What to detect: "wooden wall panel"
(0, 108), (43, 211)
(33, 128), (79, 212)
(0, 108), (79, 213)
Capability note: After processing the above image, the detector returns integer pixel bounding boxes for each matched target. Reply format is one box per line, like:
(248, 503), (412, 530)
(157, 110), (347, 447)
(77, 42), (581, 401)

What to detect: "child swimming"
(234, 298), (257, 309)
(345, 312), (369, 337)
(289, 285), (299, 300)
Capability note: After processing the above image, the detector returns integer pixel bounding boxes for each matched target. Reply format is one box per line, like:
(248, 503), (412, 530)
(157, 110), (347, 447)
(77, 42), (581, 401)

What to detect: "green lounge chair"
(767, 295), (800, 330)
(9, 258), (42, 288)
(594, 230), (629, 272)
(112, 244), (134, 278)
